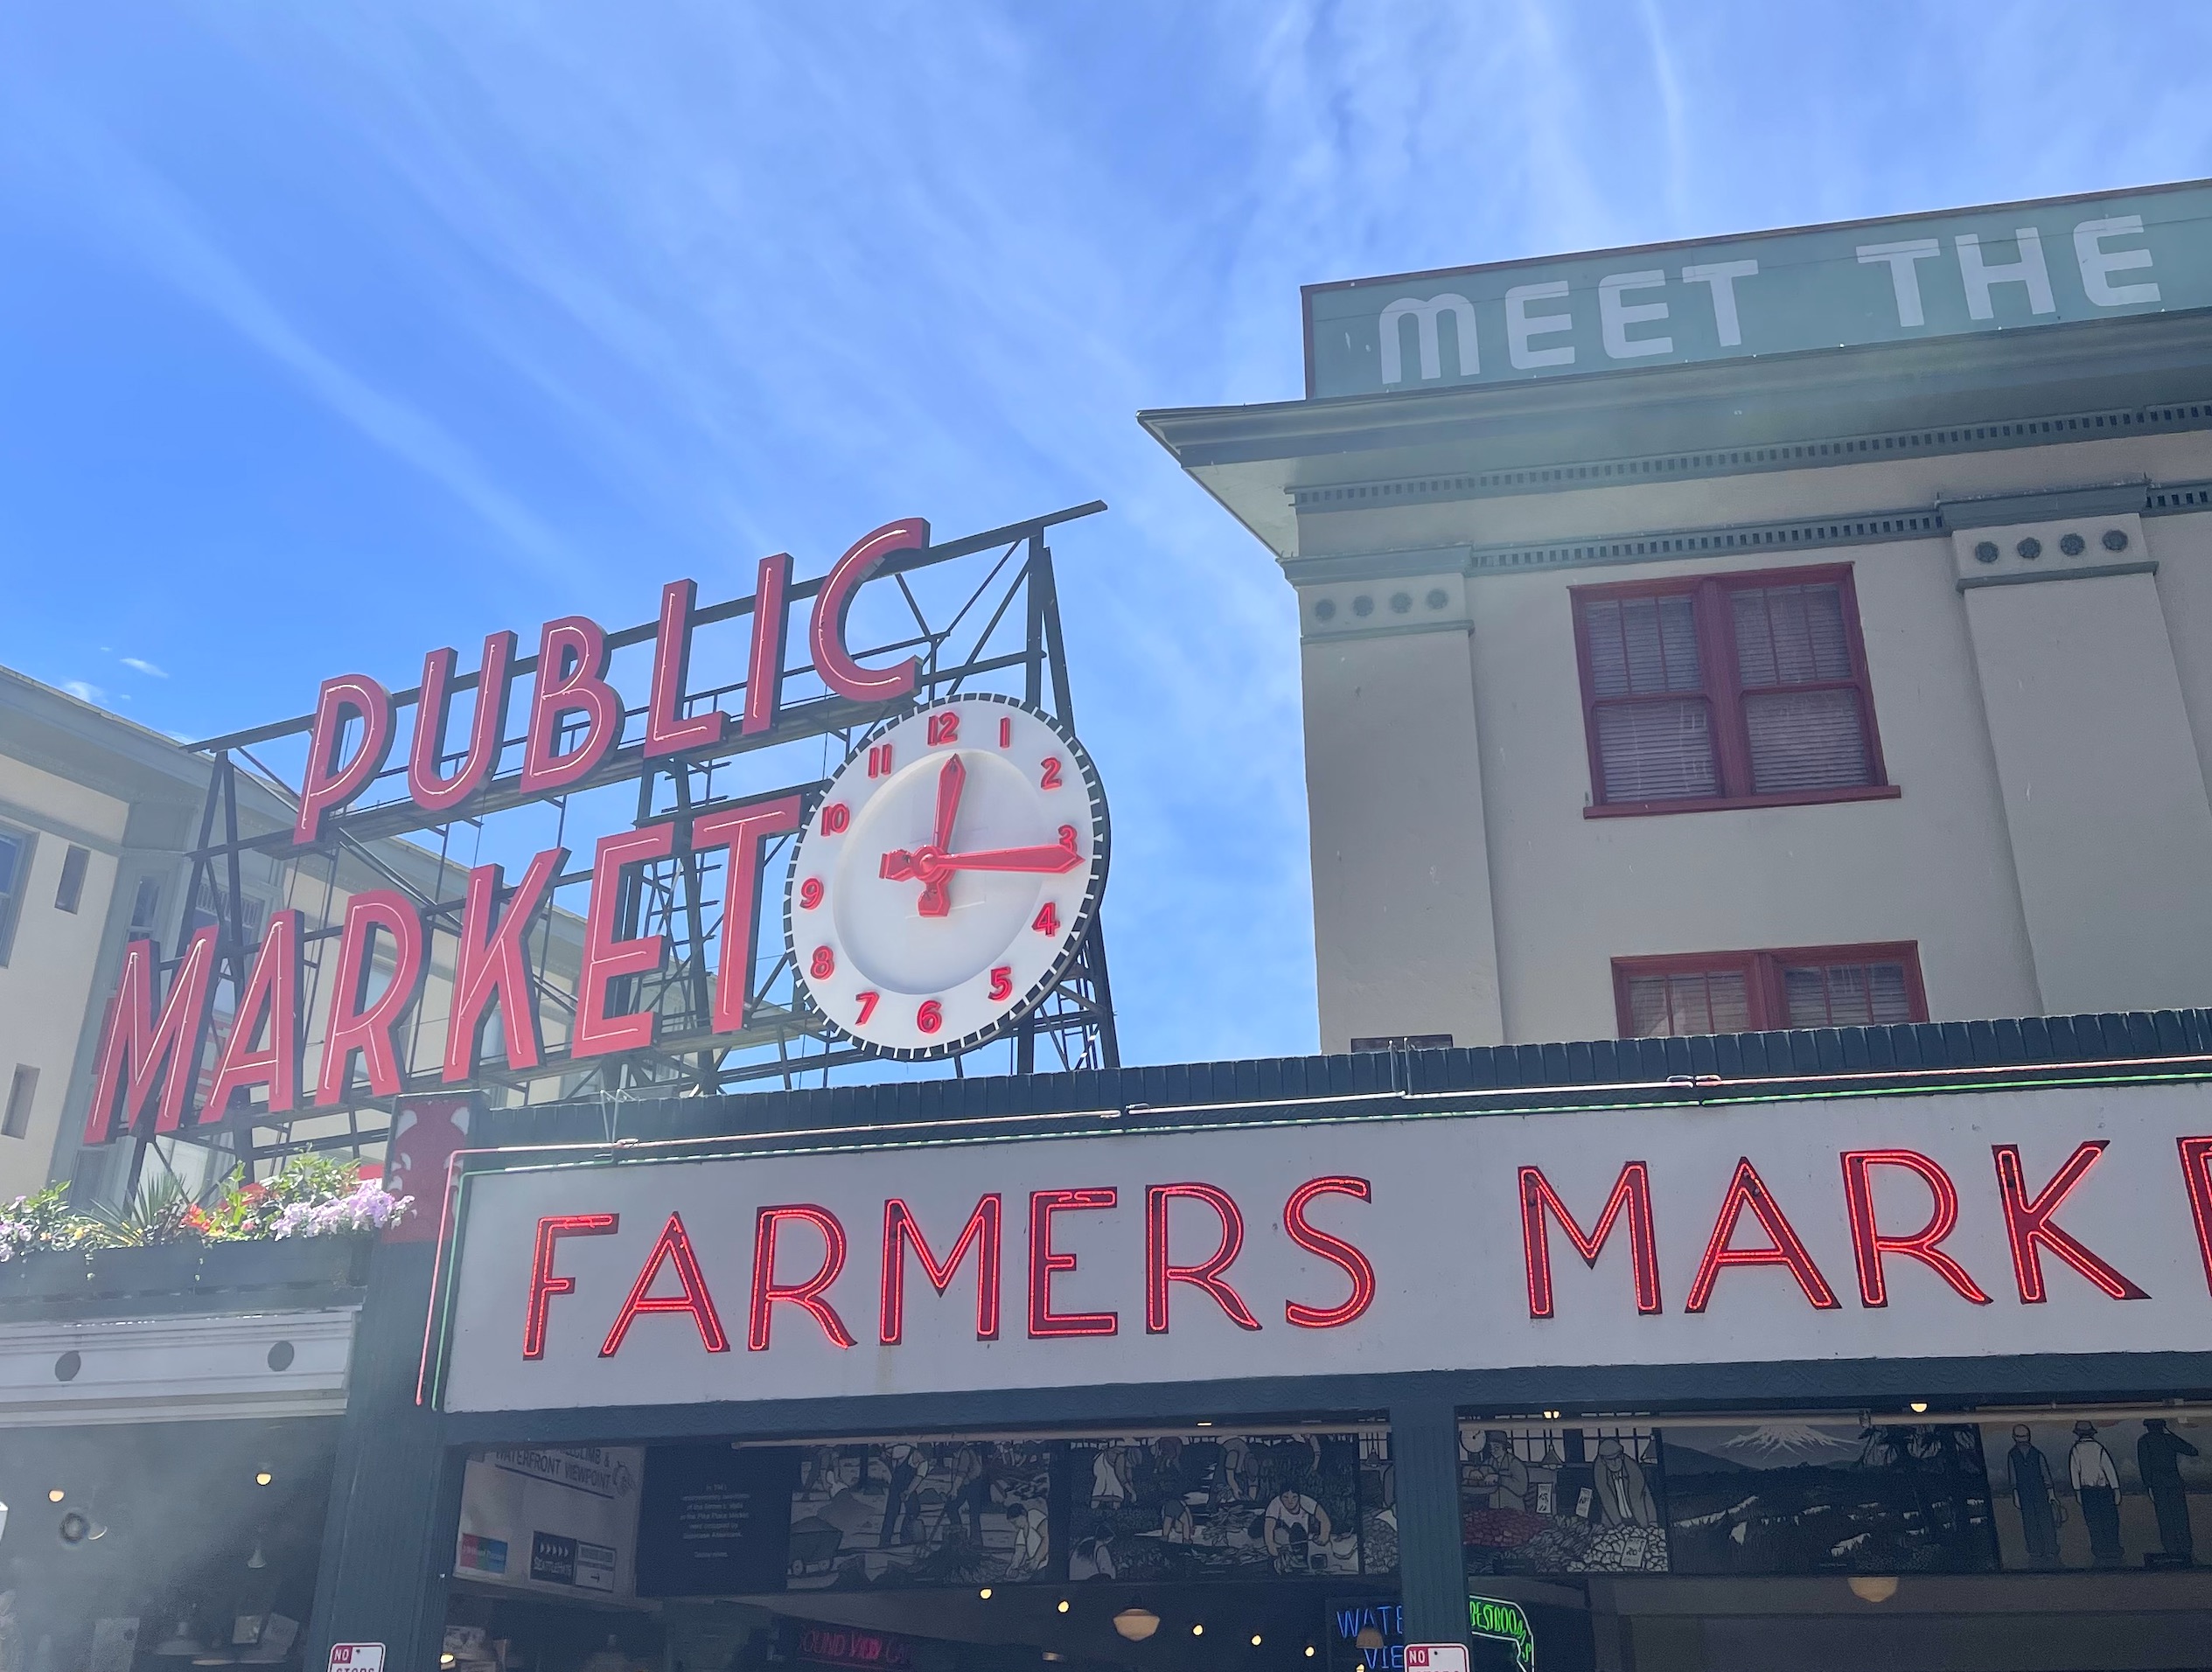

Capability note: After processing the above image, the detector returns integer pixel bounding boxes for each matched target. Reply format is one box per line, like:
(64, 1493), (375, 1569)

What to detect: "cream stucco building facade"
(1147, 189), (2212, 1052)
(0, 669), (585, 1208)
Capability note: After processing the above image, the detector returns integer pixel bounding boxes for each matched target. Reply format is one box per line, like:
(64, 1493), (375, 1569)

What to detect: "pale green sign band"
(1305, 179), (2212, 399)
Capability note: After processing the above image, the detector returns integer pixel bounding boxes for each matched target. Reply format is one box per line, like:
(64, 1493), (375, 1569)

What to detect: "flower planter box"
(0, 1234), (373, 1311)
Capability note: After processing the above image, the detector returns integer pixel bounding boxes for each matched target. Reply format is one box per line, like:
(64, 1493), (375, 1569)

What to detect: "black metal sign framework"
(117, 503), (1116, 1182)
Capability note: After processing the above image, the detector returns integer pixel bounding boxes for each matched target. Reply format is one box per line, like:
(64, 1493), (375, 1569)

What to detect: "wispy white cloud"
(120, 656), (167, 678)
(3, 88), (581, 589)
(10, 0), (2212, 1060)
(61, 679), (103, 705)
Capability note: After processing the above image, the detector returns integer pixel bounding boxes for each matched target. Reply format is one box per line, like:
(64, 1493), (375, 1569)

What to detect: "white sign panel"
(436, 1081), (2212, 1413)
(328, 1649), (384, 1672)
(452, 1446), (643, 1597)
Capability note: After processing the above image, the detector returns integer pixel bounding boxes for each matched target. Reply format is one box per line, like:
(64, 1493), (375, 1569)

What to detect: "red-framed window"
(1571, 565), (1895, 816)
(1613, 943), (1928, 1037)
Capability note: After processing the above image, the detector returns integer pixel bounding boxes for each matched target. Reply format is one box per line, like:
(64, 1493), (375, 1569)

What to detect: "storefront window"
(1456, 1411), (2212, 1672)
(446, 1429), (1400, 1672)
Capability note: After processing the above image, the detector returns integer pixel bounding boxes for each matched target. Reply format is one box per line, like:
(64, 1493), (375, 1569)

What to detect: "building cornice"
(0, 1305), (357, 1425)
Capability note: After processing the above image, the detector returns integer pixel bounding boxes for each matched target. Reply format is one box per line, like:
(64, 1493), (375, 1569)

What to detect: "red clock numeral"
(868, 744), (893, 778)
(999, 716), (1012, 748)
(799, 877), (824, 910)
(856, 990), (879, 1023)
(918, 999), (944, 1035)
(1032, 902), (1059, 936)
(928, 710), (960, 746)
(822, 802), (850, 834)
(810, 945), (835, 979)
(1058, 824), (1078, 849)
(989, 966), (1013, 1001)
(1039, 757), (1063, 791)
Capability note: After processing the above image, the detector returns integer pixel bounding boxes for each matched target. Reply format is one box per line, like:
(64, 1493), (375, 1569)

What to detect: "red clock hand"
(881, 821), (1082, 909)
(933, 752), (965, 852)
(876, 755), (970, 916)
(933, 839), (1083, 874)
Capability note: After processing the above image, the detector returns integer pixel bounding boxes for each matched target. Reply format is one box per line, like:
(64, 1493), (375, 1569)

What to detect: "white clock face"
(786, 695), (1109, 1059)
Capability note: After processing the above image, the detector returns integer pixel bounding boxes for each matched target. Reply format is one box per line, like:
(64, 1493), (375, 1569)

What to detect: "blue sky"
(4, 3), (2211, 1066)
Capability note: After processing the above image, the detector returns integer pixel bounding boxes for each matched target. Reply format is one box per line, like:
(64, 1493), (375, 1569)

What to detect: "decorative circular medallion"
(785, 694), (1109, 1059)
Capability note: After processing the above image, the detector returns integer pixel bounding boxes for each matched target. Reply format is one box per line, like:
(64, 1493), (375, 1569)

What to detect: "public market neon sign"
(82, 518), (937, 1144)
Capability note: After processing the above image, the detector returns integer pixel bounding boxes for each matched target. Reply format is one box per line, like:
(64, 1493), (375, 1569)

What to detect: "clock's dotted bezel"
(783, 692), (1111, 1062)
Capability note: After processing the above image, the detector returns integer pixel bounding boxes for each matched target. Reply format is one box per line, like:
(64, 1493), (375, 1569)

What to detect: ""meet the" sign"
(1305, 179), (2212, 399)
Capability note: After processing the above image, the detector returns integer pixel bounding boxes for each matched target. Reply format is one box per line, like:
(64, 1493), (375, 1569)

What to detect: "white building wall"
(0, 756), (133, 1202)
(1282, 433), (2212, 1048)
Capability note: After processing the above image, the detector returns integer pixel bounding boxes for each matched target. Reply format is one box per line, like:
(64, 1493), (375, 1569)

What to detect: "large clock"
(785, 693), (1109, 1059)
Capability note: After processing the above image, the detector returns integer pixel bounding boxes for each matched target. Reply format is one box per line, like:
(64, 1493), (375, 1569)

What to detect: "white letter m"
(1378, 293), (1478, 383)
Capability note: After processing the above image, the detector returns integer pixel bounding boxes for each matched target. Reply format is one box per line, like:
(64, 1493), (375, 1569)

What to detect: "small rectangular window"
(129, 876), (163, 937)
(1614, 943), (1927, 1037)
(0, 829), (27, 965)
(3, 1065), (37, 1139)
(54, 846), (89, 915)
(1573, 566), (1891, 816)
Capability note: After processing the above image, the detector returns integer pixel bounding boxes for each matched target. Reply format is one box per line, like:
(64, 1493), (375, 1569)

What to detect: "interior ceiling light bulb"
(255, 1472), (273, 1487)
(1305, 1649), (1317, 1660)
(1251, 1637), (1264, 1648)
(1192, 1626), (1204, 1638)
(1848, 1576), (1900, 1605)
(1908, 1402), (1929, 1414)
(45, 1490), (62, 1503)
(978, 1589), (993, 1601)
(1112, 1610), (1160, 1643)
(1057, 1601), (1070, 1614)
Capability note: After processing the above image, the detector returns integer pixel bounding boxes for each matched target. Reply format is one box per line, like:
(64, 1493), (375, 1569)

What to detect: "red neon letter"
(645, 580), (728, 759)
(1520, 1162), (1662, 1320)
(316, 890), (427, 1105)
(445, 847), (565, 1081)
(1992, 1142), (2149, 1303)
(880, 1195), (1001, 1344)
(689, 795), (804, 1032)
(202, 910), (302, 1122)
(750, 1204), (856, 1350)
(518, 617), (622, 795)
(83, 926), (220, 1142)
(1685, 1157), (1840, 1313)
(525, 1213), (618, 1359)
(572, 826), (674, 1058)
(742, 552), (792, 735)
(1839, 1149), (1992, 1307)
(1145, 1182), (1260, 1334)
(2180, 1138), (2212, 1298)
(809, 519), (926, 703)
(409, 633), (515, 813)
(1283, 1176), (1378, 1328)
(293, 673), (394, 846)
(601, 1212), (731, 1356)
(1027, 1188), (1119, 1337)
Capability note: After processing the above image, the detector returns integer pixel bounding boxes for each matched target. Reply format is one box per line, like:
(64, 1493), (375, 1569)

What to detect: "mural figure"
(1592, 1437), (1657, 1527)
(786, 1441), (1050, 1590)
(1068, 1433), (1364, 1581)
(1461, 1425), (1670, 1575)
(2139, 1420), (2201, 1564)
(1265, 1485), (1333, 1573)
(2069, 1423), (2125, 1566)
(2003, 1426), (2062, 1563)
(1465, 1432), (1532, 1513)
